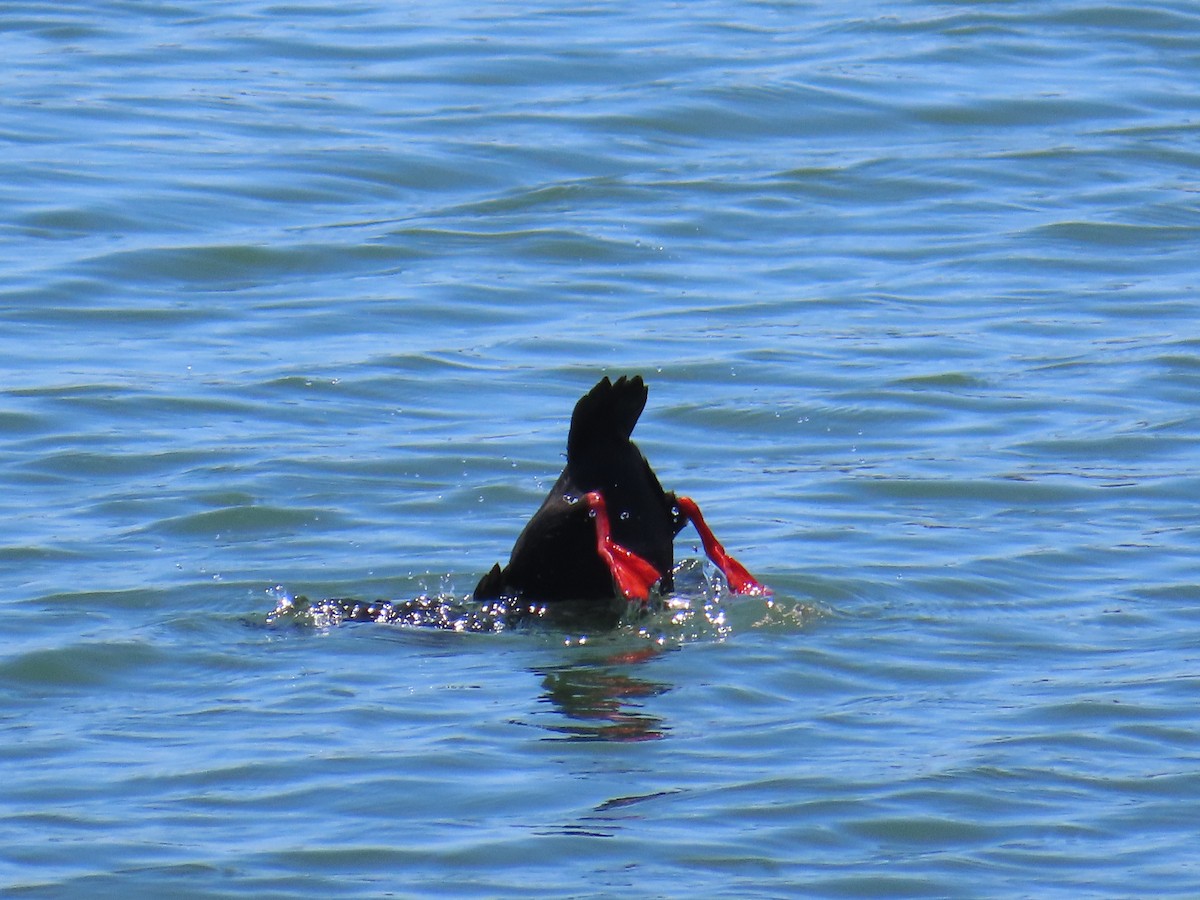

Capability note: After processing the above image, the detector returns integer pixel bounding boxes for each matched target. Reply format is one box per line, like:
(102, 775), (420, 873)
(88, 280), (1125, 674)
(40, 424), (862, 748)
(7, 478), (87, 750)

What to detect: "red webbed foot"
(676, 495), (770, 596)
(584, 491), (661, 602)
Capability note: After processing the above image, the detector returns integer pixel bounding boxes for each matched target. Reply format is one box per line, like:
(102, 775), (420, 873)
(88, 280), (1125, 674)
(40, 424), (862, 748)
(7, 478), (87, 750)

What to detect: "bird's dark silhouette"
(474, 375), (767, 606)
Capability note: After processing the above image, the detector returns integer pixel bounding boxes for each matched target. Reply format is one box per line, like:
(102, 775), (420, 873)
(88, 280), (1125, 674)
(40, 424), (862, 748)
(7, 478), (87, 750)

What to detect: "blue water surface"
(3, 1), (1200, 896)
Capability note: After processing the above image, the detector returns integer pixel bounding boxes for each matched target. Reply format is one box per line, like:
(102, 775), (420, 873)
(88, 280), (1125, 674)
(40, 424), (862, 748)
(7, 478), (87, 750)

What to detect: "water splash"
(265, 585), (543, 633)
(262, 559), (807, 645)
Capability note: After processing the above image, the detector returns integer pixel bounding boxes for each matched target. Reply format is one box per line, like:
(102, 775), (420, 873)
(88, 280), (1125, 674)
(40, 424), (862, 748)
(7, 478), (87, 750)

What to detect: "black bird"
(474, 375), (767, 606)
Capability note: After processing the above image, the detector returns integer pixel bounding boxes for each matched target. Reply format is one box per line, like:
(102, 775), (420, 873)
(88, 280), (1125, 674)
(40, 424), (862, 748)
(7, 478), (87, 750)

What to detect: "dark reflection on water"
(266, 590), (680, 741)
(535, 648), (671, 743)
(259, 567), (768, 745)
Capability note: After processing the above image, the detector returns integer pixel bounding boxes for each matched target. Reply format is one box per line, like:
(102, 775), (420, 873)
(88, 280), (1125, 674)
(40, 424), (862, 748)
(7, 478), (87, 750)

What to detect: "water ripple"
(4, 1), (1200, 896)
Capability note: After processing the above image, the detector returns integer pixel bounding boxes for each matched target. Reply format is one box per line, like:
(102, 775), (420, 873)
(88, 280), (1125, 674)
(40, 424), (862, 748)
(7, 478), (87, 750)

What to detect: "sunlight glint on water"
(2, 2), (1200, 897)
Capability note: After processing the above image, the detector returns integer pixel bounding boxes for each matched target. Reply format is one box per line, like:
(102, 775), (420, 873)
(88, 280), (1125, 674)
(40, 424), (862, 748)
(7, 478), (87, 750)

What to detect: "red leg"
(676, 496), (770, 596)
(584, 491), (661, 602)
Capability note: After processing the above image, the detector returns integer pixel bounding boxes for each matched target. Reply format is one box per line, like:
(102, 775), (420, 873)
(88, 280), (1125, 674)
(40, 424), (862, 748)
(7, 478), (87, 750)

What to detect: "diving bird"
(474, 375), (768, 605)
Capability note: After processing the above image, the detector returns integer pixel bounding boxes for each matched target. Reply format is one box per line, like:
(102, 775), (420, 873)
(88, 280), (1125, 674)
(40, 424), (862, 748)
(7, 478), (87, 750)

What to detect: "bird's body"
(475, 375), (766, 607)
